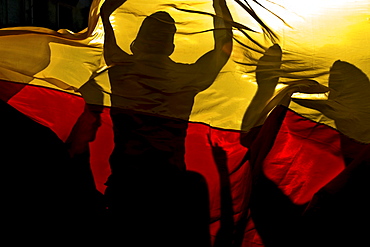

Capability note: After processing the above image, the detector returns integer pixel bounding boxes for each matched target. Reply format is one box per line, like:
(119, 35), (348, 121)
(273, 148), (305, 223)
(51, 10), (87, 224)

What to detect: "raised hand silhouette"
(241, 44), (328, 133)
(293, 60), (370, 143)
(241, 44), (282, 131)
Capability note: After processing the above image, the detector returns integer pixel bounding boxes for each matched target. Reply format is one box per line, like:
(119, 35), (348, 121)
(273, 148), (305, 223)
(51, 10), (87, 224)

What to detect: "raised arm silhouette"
(100, 0), (233, 245)
(293, 60), (370, 143)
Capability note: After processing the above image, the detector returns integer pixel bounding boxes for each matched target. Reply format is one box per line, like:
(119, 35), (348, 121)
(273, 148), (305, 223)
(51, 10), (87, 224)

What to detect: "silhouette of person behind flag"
(100, 0), (233, 245)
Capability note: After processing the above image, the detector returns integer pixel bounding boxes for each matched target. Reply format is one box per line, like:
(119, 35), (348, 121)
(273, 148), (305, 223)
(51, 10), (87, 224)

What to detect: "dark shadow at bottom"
(0, 99), (106, 244)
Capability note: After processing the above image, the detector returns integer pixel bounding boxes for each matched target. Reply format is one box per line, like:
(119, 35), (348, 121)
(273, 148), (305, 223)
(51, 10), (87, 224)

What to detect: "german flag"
(1, 0), (369, 246)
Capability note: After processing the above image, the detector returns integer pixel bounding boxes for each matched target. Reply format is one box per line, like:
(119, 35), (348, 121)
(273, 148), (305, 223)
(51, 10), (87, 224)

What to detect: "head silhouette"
(130, 11), (176, 56)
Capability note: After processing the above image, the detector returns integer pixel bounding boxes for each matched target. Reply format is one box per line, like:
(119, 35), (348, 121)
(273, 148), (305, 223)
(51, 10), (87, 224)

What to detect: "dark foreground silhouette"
(0, 99), (106, 244)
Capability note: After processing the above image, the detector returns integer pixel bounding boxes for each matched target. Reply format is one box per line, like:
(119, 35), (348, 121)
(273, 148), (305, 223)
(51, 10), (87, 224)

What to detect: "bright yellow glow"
(232, 0), (370, 81)
(279, 0), (353, 16)
(1, 0), (370, 140)
(88, 16), (105, 46)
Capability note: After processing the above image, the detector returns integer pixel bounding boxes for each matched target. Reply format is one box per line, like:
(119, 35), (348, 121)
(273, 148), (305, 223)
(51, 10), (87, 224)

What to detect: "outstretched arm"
(101, 0), (130, 65)
(212, 0), (233, 52)
(194, 0), (233, 76)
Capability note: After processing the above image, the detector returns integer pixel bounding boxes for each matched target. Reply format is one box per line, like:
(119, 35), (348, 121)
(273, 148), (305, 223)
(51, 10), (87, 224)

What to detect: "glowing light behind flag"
(1, 0), (370, 142)
(1, 2), (370, 244)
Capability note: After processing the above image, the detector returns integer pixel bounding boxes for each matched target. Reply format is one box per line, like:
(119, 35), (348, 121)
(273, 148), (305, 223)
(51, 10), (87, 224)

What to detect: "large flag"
(1, 0), (369, 245)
